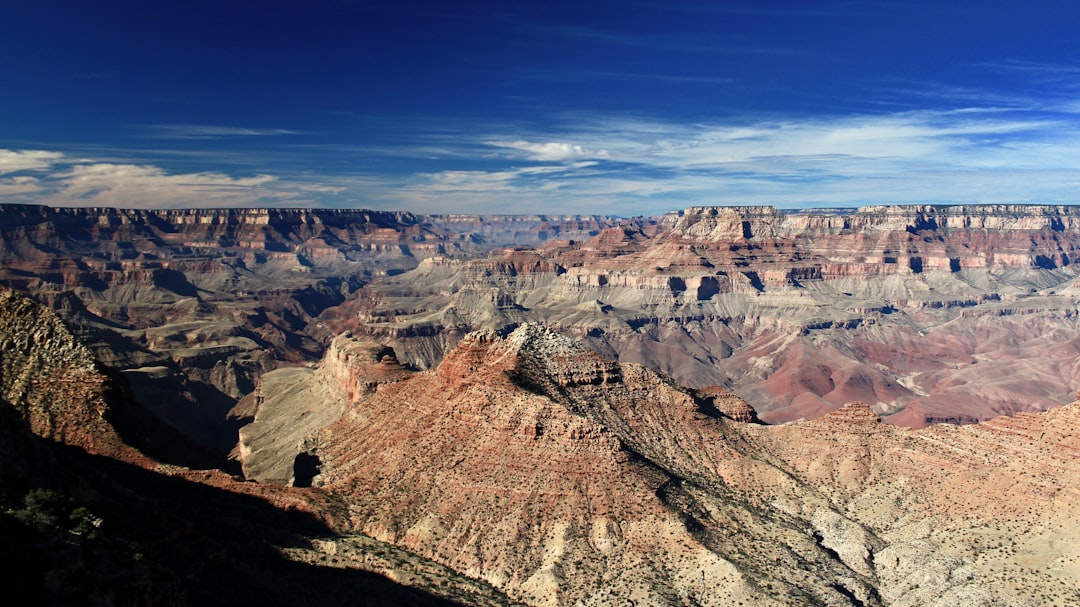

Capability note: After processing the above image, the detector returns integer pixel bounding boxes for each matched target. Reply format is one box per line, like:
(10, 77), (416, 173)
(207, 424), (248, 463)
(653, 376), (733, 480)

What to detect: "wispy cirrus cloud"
(139, 124), (308, 140)
(977, 59), (1080, 82)
(6, 101), (1080, 214)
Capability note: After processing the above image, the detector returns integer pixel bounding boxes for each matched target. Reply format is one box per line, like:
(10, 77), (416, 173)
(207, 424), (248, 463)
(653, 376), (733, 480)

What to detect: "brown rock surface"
(237, 323), (1080, 606)
(0, 284), (522, 607)
(4, 277), (1079, 606)
(696, 385), (762, 423)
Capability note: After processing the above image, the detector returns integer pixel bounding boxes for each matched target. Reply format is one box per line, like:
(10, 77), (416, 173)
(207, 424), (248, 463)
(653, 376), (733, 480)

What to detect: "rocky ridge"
(0, 284), (523, 606)
(0, 287), (138, 460)
(240, 323), (1080, 606)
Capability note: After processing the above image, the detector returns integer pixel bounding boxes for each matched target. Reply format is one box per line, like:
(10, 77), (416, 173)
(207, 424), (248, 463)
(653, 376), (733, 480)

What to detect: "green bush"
(8, 488), (101, 539)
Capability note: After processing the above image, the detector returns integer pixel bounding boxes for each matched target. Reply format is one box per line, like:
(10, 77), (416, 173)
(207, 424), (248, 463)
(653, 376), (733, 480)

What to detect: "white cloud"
(572, 111), (1067, 173)
(0, 175), (46, 198)
(487, 140), (610, 161)
(5, 103), (1080, 215)
(0, 149), (65, 174)
(0, 151), (344, 208)
(39, 163), (302, 208)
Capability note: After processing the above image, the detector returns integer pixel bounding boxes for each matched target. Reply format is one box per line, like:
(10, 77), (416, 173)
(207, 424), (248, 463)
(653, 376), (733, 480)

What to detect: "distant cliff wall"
(667, 204), (1080, 239)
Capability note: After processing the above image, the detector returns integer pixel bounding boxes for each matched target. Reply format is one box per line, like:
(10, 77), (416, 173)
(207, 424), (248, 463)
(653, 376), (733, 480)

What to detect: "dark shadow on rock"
(0, 402), (473, 607)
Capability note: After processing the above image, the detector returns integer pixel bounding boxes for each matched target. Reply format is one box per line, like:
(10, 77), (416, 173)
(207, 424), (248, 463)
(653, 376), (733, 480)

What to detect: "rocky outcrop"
(235, 324), (1080, 606)
(0, 287), (126, 455)
(0, 287), (224, 468)
(323, 332), (412, 402)
(696, 385), (761, 423)
(237, 332), (413, 484)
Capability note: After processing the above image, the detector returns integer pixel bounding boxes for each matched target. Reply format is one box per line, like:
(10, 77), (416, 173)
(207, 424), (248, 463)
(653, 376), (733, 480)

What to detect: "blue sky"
(2, 0), (1080, 215)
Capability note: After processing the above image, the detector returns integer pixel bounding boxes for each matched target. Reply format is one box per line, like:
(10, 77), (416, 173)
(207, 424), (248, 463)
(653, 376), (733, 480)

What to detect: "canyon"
(3, 203), (1080, 605)
(6, 203), (1080, 438)
(334, 204), (1080, 426)
(3, 286), (1078, 605)
(0, 204), (617, 459)
(239, 323), (1080, 606)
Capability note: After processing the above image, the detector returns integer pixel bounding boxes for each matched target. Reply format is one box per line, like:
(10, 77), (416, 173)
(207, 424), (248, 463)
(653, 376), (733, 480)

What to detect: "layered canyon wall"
(340, 204), (1080, 426)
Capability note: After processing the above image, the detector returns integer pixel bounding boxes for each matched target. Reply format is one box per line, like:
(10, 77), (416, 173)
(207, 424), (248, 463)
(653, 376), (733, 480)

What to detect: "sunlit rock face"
(336, 204), (1080, 427)
(4, 258), (1080, 605)
(238, 322), (1080, 606)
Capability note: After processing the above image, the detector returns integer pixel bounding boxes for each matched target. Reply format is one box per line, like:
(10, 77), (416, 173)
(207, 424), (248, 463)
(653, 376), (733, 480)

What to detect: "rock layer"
(338, 204), (1080, 425)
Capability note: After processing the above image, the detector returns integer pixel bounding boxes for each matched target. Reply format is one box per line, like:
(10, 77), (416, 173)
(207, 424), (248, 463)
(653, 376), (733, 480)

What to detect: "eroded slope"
(241, 324), (1080, 606)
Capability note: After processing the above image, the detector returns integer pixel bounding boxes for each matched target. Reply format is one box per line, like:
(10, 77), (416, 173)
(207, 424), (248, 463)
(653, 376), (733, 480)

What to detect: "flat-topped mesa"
(665, 206), (784, 240)
(324, 332), (412, 403)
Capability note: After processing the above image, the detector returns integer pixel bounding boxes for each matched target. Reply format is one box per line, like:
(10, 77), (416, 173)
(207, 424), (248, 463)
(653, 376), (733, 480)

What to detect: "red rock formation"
(7, 282), (1078, 607)
(234, 324), (1080, 605)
